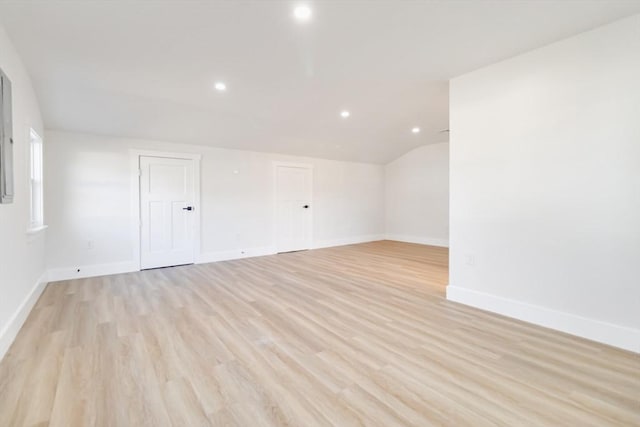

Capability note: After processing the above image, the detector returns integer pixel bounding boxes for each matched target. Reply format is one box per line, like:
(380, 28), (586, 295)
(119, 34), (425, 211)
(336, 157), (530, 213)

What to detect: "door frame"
(273, 161), (313, 253)
(130, 150), (202, 270)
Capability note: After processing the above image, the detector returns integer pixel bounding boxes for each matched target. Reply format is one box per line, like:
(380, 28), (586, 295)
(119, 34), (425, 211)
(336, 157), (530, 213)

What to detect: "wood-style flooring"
(0, 240), (638, 426)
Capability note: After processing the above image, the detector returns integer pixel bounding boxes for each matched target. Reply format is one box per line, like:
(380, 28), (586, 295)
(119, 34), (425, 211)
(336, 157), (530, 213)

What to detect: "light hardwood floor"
(0, 241), (638, 426)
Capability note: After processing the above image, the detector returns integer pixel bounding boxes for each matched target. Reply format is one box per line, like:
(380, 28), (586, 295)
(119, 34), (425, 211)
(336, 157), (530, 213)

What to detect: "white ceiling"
(1, 1), (639, 164)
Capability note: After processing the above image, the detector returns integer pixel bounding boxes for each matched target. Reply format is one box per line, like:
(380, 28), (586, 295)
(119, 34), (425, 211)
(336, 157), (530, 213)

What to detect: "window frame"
(27, 128), (45, 233)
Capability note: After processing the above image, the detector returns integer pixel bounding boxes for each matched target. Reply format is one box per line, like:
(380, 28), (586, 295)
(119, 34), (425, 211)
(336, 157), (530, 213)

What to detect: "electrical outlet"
(87, 240), (94, 250)
(464, 254), (475, 266)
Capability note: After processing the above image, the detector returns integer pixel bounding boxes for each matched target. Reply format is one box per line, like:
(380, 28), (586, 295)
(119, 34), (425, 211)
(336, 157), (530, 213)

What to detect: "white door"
(276, 165), (312, 253)
(140, 156), (196, 269)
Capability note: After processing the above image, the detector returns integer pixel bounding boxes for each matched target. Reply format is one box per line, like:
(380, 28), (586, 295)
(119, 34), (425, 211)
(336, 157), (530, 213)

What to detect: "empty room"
(0, 1), (639, 426)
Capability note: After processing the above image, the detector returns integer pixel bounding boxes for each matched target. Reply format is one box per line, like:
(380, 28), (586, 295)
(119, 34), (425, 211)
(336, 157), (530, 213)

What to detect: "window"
(28, 128), (44, 230)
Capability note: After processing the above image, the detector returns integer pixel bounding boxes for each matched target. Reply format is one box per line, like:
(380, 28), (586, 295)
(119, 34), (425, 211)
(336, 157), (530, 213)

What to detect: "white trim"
(26, 224), (48, 235)
(46, 236), (385, 280)
(28, 128), (44, 230)
(385, 234), (449, 248)
(272, 161), (315, 170)
(129, 149), (202, 270)
(129, 150), (202, 162)
(312, 234), (385, 249)
(197, 236), (386, 264)
(446, 285), (640, 353)
(130, 152), (141, 269)
(196, 246), (277, 264)
(47, 261), (139, 282)
(0, 272), (48, 362)
(273, 162), (314, 253)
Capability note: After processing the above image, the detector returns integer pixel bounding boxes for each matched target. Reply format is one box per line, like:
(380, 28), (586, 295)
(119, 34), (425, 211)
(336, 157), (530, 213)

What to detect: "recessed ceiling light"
(340, 110), (350, 118)
(412, 127), (421, 134)
(214, 82), (227, 92)
(294, 5), (312, 21)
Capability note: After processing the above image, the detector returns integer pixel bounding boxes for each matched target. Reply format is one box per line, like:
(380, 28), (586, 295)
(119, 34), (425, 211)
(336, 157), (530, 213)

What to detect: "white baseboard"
(196, 246), (277, 264)
(312, 234), (385, 250)
(0, 271), (48, 361)
(197, 236), (386, 263)
(47, 236), (387, 278)
(47, 261), (139, 282)
(385, 234), (449, 248)
(446, 286), (640, 353)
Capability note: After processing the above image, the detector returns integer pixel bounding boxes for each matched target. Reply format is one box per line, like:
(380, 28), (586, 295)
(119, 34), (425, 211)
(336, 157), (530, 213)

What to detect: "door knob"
(303, 205), (309, 209)
(183, 206), (194, 211)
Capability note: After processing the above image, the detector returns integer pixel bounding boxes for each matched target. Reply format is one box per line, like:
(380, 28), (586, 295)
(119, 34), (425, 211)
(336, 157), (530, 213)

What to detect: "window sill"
(26, 225), (48, 235)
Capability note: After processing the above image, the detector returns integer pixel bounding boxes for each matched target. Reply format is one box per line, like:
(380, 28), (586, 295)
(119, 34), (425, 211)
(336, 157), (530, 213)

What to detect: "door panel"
(149, 163), (186, 194)
(140, 156), (195, 269)
(148, 201), (165, 251)
(171, 200), (190, 248)
(276, 165), (312, 253)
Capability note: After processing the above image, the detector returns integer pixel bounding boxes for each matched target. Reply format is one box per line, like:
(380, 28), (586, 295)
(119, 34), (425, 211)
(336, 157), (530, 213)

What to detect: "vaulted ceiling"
(1, 1), (639, 163)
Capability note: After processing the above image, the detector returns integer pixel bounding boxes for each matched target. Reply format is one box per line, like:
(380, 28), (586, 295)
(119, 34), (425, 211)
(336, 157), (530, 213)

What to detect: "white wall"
(385, 143), (449, 247)
(448, 15), (640, 352)
(0, 25), (47, 359)
(44, 131), (385, 277)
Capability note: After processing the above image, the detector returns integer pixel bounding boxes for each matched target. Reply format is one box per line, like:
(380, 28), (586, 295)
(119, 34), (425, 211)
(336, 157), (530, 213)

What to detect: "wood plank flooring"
(0, 240), (638, 426)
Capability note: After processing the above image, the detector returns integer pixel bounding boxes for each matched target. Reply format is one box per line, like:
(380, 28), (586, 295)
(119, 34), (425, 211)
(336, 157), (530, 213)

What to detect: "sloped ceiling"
(0, 1), (638, 163)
